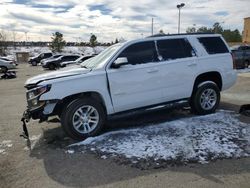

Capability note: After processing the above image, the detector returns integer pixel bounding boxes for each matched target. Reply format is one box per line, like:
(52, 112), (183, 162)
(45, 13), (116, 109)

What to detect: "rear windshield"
(198, 37), (229, 54)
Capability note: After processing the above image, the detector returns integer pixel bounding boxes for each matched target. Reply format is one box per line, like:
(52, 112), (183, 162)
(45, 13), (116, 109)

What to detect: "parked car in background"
(42, 55), (80, 70)
(23, 33), (237, 140)
(0, 57), (18, 66)
(231, 45), (250, 69)
(0, 59), (16, 73)
(28, 52), (53, 66)
(40, 54), (62, 65)
(60, 55), (94, 67)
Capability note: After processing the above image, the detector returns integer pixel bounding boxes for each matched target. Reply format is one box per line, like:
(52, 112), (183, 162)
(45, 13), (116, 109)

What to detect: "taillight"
(231, 52), (236, 69)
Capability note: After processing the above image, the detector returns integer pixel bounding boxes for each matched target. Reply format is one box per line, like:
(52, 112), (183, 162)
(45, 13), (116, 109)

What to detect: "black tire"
(244, 60), (249, 69)
(61, 98), (106, 140)
(0, 66), (8, 73)
(190, 82), (220, 115)
(48, 63), (56, 70)
(31, 61), (37, 66)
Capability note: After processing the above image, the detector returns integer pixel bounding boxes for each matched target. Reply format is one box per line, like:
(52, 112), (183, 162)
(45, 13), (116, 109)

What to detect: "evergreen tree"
(90, 34), (97, 47)
(50, 32), (66, 52)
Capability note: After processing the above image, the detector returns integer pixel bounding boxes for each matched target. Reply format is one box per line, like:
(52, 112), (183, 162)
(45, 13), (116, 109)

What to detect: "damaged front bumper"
(20, 106), (46, 140)
(20, 101), (58, 140)
(20, 110), (31, 139)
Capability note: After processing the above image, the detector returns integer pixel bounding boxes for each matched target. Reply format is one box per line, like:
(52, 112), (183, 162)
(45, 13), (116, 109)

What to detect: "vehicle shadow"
(28, 103), (250, 187)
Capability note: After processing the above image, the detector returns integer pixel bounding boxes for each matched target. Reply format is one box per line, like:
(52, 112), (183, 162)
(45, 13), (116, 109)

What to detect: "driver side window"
(118, 41), (158, 65)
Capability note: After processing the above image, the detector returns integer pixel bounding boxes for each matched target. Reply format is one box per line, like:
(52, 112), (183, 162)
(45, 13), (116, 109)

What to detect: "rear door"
(156, 38), (197, 101)
(107, 41), (163, 112)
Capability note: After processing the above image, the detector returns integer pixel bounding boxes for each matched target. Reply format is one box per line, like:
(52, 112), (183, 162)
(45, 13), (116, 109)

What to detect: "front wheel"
(0, 66), (8, 73)
(61, 98), (106, 140)
(245, 60), (249, 69)
(190, 82), (220, 115)
(31, 61), (37, 66)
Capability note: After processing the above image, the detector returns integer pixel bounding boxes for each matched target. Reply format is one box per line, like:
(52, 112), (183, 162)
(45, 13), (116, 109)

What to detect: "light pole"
(151, 17), (154, 36)
(177, 3), (185, 34)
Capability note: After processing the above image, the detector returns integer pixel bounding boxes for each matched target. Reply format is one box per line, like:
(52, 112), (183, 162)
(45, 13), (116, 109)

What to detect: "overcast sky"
(0, 0), (249, 42)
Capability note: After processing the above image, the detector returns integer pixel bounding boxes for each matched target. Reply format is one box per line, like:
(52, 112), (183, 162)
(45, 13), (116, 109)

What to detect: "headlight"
(27, 85), (51, 100)
(26, 85), (51, 109)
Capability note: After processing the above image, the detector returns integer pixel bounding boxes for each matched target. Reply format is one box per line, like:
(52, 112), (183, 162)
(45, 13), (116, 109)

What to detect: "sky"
(0, 0), (249, 42)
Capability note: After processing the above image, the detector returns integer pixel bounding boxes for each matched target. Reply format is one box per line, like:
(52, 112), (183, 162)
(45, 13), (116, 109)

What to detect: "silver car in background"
(0, 59), (16, 73)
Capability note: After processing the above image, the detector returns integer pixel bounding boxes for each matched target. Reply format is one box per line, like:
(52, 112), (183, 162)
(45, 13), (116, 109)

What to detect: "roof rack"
(147, 32), (215, 38)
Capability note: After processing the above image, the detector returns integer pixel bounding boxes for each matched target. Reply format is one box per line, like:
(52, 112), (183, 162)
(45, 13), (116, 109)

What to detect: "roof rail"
(147, 32), (215, 38)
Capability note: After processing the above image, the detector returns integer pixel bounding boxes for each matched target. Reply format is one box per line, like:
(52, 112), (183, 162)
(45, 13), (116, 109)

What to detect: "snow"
(237, 68), (250, 74)
(4, 46), (105, 59)
(24, 134), (42, 151)
(0, 140), (13, 155)
(66, 150), (75, 154)
(70, 110), (250, 164)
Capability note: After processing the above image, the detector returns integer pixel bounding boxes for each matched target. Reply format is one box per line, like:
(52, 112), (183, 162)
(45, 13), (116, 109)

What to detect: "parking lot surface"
(0, 64), (250, 188)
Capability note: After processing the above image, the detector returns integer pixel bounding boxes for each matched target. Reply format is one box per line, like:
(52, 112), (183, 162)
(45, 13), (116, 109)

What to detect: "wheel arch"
(53, 91), (107, 116)
(192, 71), (222, 95)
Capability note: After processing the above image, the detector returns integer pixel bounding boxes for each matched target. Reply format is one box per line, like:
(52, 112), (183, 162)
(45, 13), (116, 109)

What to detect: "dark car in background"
(60, 55), (94, 67)
(42, 55), (80, 70)
(40, 54), (62, 65)
(231, 45), (250, 69)
(28, 52), (53, 66)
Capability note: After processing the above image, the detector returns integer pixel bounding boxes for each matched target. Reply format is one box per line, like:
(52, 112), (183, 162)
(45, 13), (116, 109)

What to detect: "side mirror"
(112, 57), (128, 68)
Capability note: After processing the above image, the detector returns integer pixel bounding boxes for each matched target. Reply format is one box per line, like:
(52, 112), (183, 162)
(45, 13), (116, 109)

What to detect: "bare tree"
(0, 29), (9, 55)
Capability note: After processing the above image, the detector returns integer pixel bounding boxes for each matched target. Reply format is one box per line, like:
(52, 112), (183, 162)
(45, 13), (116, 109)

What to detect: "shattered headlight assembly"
(26, 85), (51, 110)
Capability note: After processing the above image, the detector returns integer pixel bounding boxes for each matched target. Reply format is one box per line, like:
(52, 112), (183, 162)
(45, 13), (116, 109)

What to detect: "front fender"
(39, 71), (114, 114)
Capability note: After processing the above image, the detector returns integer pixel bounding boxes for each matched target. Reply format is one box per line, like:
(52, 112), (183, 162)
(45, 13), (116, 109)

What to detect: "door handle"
(147, 69), (158, 73)
(188, 63), (197, 67)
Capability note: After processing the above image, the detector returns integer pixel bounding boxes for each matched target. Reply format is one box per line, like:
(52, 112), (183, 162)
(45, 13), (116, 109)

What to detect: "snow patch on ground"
(66, 149), (75, 154)
(24, 134), (42, 151)
(70, 111), (250, 168)
(237, 68), (250, 74)
(0, 140), (13, 155)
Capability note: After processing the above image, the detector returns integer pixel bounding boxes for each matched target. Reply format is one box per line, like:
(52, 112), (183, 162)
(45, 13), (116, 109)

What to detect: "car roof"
(120, 33), (222, 48)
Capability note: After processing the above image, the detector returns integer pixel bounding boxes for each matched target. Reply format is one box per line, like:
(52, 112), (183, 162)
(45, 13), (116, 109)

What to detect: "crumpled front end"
(21, 84), (59, 139)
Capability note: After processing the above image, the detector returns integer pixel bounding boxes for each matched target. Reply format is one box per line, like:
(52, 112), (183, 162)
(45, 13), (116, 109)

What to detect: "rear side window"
(198, 37), (229, 54)
(157, 39), (194, 61)
(44, 53), (52, 58)
(118, 41), (158, 65)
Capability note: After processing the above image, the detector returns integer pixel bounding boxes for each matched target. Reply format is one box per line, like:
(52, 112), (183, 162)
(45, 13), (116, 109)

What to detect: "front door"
(107, 41), (163, 113)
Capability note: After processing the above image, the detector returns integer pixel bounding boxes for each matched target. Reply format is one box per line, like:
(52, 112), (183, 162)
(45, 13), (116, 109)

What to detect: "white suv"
(22, 34), (237, 140)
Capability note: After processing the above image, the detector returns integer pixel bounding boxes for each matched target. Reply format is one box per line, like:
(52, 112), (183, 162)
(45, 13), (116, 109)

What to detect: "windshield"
(81, 44), (121, 69)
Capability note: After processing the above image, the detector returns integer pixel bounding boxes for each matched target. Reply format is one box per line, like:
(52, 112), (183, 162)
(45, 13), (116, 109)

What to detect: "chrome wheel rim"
(72, 105), (99, 134)
(200, 88), (217, 110)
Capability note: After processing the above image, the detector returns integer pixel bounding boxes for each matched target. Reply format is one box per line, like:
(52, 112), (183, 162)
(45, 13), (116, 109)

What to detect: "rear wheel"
(0, 66), (8, 73)
(48, 63), (56, 70)
(190, 82), (220, 115)
(61, 98), (106, 140)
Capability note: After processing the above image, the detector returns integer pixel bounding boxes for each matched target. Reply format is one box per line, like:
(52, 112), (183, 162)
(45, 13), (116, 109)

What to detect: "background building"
(243, 17), (250, 43)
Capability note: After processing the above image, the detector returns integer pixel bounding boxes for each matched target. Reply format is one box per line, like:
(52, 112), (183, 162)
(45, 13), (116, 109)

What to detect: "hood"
(44, 58), (59, 64)
(25, 66), (90, 85)
(29, 56), (38, 61)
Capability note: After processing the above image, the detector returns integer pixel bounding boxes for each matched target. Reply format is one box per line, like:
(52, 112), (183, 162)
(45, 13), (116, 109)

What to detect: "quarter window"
(198, 37), (229, 54)
(118, 41), (158, 65)
(156, 39), (194, 61)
